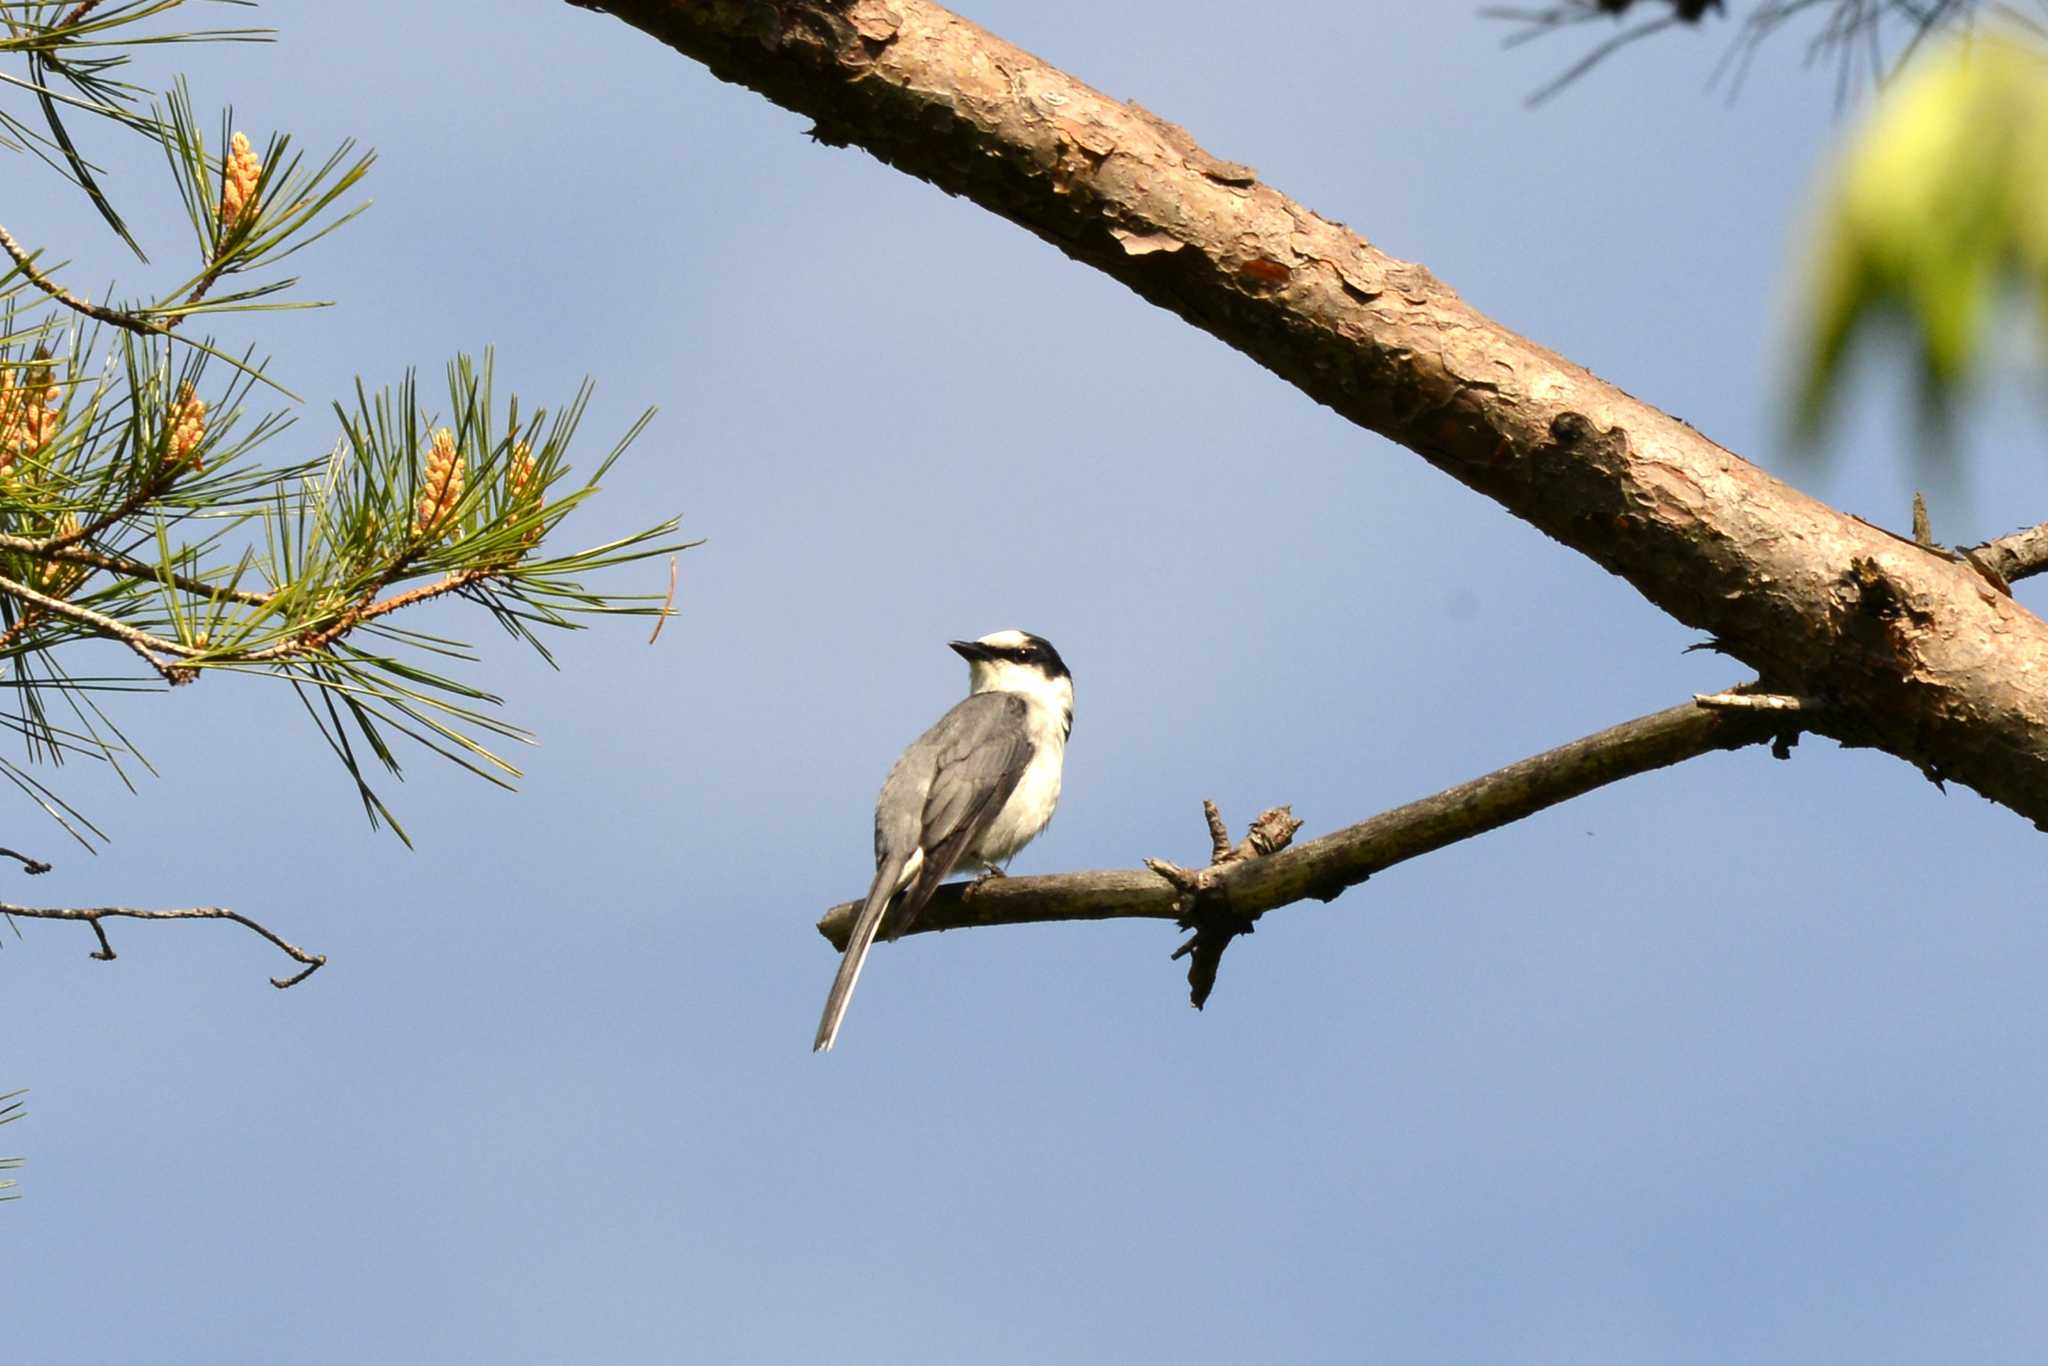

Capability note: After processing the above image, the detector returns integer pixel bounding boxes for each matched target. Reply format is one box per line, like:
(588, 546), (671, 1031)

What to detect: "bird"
(813, 629), (1074, 1053)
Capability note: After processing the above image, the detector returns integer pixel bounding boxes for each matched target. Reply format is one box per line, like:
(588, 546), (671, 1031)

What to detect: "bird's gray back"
(873, 690), (1032, 867)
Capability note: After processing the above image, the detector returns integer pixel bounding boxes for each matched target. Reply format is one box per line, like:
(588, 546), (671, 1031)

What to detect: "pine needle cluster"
(0, 2), (691, 844)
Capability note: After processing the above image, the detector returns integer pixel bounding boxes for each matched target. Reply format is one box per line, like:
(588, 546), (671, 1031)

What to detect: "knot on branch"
(1692, 684), (1815, 761)
(1548, 410), (1592, 446)
(1841, 555), (1934, 635)
(1147, 799), (1302, 1010)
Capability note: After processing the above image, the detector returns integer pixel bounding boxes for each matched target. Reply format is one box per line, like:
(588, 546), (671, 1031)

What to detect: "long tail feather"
(813, 854), (909, 1053)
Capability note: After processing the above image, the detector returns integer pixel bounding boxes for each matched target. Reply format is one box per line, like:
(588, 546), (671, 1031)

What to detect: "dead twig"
(0, 848), (52, 875)
(3, 900), (325, 987)
(1149, 801), (1305, 1008)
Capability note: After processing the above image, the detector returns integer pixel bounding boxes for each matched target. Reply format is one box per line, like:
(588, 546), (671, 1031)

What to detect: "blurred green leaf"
(1794, 34), (2048, 448)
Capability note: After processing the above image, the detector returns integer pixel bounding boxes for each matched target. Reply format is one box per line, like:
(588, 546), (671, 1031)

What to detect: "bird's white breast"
(967, 706), (1067, 866)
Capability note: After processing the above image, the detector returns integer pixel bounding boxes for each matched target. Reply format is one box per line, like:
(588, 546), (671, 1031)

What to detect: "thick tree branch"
(818, 688), (1796, 961)
(2, 899), (325, 987)
(578, 0), (2048, 829)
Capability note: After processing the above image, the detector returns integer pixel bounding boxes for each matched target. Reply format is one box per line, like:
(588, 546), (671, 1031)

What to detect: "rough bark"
(1971, 522), (2048, 587)
(576, 0), (2048, 828)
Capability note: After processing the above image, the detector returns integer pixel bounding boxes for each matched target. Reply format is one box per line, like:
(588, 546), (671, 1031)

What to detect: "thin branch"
(0, 611), (46, 655)
(0, 554), (516, 676)
(817, 687), (1802, 987)
(1202, 797), (1232, 864)
(0, 221), (167, 337)
(0, 531), (273, 608)
(0, 568), (198, 678)
(1, 899), (325, 987)
(1966, 520), (2048, 588)
(0, 847), (52, 875)
(276, 567), (492, 657)
(58, 460), (193, 557)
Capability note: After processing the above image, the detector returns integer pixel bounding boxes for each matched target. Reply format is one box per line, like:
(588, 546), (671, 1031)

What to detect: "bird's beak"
(949, 640), (991, 662)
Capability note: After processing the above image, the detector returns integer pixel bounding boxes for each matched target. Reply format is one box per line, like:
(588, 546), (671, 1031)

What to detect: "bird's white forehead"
(976, 629), (1031, 648)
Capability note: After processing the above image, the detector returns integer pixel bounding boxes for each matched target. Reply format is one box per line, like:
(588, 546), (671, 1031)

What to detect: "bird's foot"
(972, 864), (1008, 883)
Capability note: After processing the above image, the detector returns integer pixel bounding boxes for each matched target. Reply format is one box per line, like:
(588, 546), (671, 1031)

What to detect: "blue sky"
(8, 3), (2048, 1362)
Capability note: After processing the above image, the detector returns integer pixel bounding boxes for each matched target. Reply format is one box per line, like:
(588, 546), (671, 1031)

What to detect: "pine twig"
(0, 222), (168, 338)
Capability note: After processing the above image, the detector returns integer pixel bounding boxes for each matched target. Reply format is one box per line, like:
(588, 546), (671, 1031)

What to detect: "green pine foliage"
(0, 1), (691, 846)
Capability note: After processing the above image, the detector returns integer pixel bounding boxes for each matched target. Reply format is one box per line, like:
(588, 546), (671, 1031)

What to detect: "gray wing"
(877, 690), (1035, 942)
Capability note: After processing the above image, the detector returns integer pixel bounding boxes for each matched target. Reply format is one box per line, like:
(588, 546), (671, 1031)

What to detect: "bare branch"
(817, 687), (1800, 1004)
(2, 899), (325, 988)
(0, 848), (52, 875)
(1201, 798), (1232, 864)
(1967, 521), (2048, 589)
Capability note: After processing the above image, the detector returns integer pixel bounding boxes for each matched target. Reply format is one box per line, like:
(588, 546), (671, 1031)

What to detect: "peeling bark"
(578, 0), (2048, 828)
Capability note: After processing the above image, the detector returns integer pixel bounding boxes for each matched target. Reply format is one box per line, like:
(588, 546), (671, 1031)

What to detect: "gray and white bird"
(813, 629), (1074, 1053)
